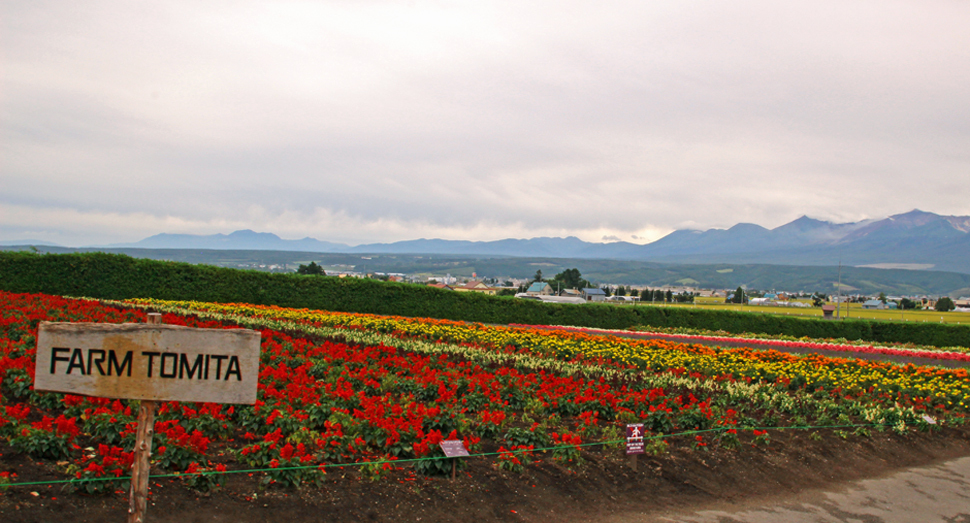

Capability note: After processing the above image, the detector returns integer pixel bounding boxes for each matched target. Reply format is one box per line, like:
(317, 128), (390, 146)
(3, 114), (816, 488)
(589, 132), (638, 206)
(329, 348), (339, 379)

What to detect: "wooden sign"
(439, 439), (468, 480)
(35, 321), (261, 405)
(439, 440), (470, 458)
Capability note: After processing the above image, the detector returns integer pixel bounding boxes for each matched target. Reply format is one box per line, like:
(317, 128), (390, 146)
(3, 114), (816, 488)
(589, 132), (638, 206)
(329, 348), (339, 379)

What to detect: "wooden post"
(129, 313), (161, 523)
(451, 459), (457, 481)
(628, 453), (638, 472)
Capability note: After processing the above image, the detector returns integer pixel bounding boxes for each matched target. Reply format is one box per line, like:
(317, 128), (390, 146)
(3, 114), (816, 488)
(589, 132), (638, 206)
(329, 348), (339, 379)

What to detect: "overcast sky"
(2, 1), (969, 247)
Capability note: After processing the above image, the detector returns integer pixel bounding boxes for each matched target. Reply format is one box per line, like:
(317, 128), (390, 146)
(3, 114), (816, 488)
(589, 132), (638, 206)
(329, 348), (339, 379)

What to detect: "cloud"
(3, 0), (970, 246)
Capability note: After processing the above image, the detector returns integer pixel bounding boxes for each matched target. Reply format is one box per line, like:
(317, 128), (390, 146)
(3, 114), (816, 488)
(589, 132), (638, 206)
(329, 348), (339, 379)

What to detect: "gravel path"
(645, 455), (970, 523)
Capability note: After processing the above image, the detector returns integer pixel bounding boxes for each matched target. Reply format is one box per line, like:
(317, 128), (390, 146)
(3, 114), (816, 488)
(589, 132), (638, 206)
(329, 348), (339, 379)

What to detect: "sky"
(2, 1), (969, 247)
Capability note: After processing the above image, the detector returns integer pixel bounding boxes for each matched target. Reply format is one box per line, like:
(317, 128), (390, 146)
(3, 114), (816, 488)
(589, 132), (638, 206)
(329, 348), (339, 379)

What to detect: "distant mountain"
(110, 230), (349, 253)
(346, 236), (646, 258)
(639, 210), (970, 274)
(0, 240), (64, 247)
(85, 209), (970, 274)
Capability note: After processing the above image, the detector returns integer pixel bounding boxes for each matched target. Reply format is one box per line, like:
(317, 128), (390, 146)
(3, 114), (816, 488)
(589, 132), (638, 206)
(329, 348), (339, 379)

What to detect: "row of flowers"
(511, 324), (970, 362)
(127, 299), (970, 412)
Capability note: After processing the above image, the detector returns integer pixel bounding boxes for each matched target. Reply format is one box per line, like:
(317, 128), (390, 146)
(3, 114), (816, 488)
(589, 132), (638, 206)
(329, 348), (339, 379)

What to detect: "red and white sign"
(626, 423), (645, 455)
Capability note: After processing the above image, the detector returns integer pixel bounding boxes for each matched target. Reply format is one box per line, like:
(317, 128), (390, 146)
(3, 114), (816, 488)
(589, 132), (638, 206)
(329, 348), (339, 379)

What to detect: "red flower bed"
(0, 291), (734, 488)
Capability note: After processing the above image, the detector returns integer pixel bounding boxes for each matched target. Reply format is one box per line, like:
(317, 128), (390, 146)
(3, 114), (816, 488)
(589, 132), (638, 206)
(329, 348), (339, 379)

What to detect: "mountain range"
(8, 210), (969, 274)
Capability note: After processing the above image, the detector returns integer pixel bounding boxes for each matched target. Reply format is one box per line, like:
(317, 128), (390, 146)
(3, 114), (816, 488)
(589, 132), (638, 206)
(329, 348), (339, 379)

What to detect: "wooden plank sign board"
(439, 440), (470, 458)
(35, 321), (261, 405)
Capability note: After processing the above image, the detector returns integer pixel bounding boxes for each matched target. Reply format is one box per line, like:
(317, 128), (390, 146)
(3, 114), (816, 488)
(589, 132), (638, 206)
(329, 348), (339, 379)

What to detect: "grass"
(625, 298), (970, 324)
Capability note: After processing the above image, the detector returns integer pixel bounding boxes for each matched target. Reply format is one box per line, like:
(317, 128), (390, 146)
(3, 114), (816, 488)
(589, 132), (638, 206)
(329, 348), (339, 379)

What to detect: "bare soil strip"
(2, 426), (968, 522)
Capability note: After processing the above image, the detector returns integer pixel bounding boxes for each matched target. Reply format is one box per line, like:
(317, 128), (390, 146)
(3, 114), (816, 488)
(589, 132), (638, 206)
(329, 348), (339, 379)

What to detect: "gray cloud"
(2, 1), (969, 246)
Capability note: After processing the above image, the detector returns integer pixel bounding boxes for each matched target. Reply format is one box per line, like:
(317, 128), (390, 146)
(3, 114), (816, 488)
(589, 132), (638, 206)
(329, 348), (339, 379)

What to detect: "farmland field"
(2, 291), (970, 522)
(635, 298), (970, 325)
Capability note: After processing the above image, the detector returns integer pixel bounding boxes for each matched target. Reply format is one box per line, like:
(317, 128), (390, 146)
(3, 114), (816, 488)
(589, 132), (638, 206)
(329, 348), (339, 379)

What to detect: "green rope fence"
(0, 422), (906, 489)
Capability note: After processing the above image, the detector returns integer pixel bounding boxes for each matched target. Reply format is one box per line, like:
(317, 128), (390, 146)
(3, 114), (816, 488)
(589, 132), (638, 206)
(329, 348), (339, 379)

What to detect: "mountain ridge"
(7, 209), (968, 274)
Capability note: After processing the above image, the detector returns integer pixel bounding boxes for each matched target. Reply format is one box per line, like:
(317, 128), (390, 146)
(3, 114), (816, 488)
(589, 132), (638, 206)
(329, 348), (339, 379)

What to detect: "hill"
(3, 246), (969, 295)
(75, 210), (970, 274)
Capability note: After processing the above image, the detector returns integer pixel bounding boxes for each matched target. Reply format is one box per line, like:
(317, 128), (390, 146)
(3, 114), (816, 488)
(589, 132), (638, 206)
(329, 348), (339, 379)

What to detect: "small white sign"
(35, 322), (261, 404)
(922, 415), (937, 425)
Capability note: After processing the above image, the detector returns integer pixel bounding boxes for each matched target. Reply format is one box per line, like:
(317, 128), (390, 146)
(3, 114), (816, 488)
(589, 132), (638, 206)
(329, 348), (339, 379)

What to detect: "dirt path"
(636, 455), (970, 523)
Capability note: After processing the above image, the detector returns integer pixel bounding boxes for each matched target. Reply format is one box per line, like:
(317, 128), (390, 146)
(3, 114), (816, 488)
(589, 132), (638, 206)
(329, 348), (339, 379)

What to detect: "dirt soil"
(2, 426), (969, 523)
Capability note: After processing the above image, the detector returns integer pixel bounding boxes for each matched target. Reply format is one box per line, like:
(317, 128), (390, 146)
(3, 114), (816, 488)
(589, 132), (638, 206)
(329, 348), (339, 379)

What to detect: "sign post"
(439, 440), (470, 481)
(625, 423), (645, 471)
(129, 313), (161, 523)
(34, 315), (261, 523)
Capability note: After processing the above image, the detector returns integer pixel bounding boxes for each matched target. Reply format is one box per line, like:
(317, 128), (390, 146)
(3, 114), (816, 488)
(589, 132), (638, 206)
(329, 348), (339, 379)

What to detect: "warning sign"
(626, 423), (645, 455)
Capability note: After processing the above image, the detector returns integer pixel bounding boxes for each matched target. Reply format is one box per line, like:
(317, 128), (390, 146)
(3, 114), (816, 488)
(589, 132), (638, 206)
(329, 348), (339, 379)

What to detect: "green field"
(640, 298), (970, 325)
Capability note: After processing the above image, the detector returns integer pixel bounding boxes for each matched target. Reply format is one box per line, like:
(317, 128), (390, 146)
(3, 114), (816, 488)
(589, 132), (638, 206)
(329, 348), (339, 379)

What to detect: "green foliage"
(296, 261), (325, 276)
(69, 469), (130, 495)
(552, 268), (589, 290)
(643, 435), (669, 456)
(3, 251), (970, 348)
(730, 286), (746, 304)
(413, 452), (464, 477)
(181, 466), (226, 492)
(502, 427), (549, 449)
(11, 427), (75, 460)
(2, 368), (33, 399)
(899, 298), (918, 310)
(936, 297), (956, 312)
(496, 447), (528, 473)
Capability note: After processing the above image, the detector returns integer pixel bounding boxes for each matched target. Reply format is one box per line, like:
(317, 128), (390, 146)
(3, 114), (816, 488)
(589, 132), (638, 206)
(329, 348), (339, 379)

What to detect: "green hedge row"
(3, 251), (970, 348)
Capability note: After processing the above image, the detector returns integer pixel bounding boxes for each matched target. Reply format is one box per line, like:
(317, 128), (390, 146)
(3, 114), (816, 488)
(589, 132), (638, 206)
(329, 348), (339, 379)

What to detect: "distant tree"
(878, 292), (888, 304)
(630, 288), (640, 297)
(665, 290), (673, 303)
(603, 286), (612, 297)
(898, 298), (916, 310)
(552, 268), (589, 290)
(674, 291), (694, 303)
(496, 288), (517, 297)
(533, 270), (543, 282)
(616, 285), (627, 297)
(936, 297), (956, 312)
(811, 293), (827, 307)
(653, 289), (664, 302)
(730, 286), (745, 304)
(297, 261), (325, 276)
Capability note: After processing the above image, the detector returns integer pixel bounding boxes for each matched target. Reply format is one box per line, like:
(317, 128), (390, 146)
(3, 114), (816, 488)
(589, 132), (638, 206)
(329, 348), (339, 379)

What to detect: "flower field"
(1, 290), (969, 495)
(125, 299), (970, 413)
(514, 324), (970, 361)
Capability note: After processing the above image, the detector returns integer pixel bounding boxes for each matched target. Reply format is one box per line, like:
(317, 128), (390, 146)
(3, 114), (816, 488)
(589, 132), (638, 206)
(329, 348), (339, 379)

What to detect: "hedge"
(2, 251), (969, 348)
